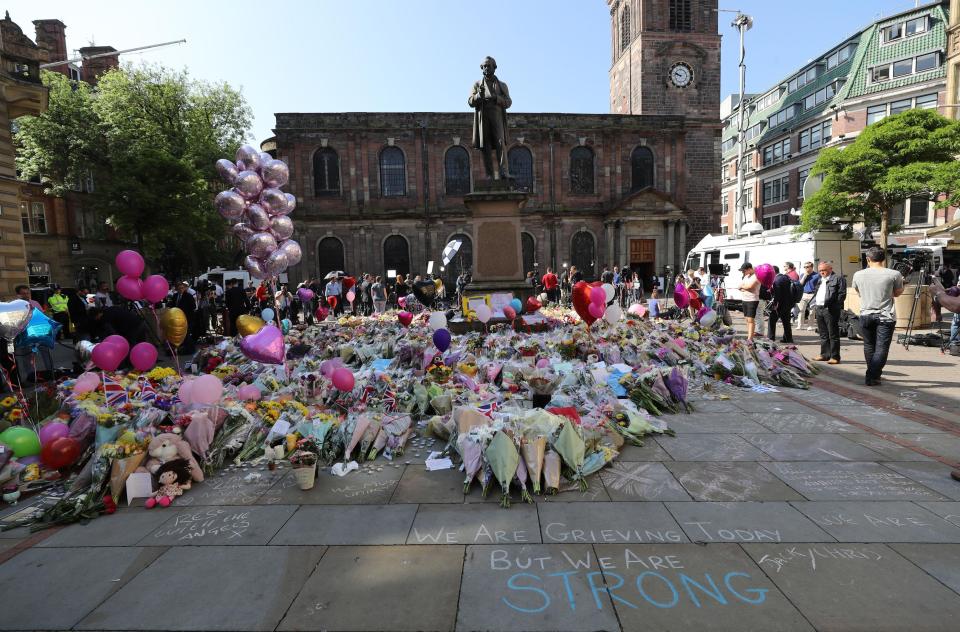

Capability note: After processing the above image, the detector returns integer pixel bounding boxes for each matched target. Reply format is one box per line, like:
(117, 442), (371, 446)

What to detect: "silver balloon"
(246, 231), (278, 259)
(232, 222), (255, 242)
(234, 170), (264, 200)
(246, 203), (271, 230)
(244, 255), (268, 279)
(235, 145), (262, 172)
(75, 339), (95, 364)
(278, 239), (302, 266)
(215, 190), (245, 221)
(270, 215), (294, 240)
(257, 152), (273, 170)
(0, 299), (33, 339)
(215, 159), (239, 185)
(259, 188), (287, 215)
(283, 193), (296, 214)
(263, 249), (289, 277)
(261, 159), (290, 188)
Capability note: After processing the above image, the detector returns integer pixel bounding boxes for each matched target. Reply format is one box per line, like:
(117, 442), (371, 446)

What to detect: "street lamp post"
(731, 12), (754, 236)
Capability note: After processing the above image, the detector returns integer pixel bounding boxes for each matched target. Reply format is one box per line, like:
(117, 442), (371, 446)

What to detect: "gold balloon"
(434, 279), (443, 290)
(235, 315), (266, 337)
(159, 308), (188, 347)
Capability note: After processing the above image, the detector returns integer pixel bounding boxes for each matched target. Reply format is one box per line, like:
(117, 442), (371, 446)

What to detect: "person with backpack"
(767, 266), (797, 343)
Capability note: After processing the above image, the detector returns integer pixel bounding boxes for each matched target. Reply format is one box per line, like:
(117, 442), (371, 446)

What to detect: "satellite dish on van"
(802, 172), (825, 200)
(739, 222), (764, 236)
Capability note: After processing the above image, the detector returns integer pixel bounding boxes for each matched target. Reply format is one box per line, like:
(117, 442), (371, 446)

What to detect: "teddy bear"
(145, 458), (192, 508)
(143, 432), (204, 483)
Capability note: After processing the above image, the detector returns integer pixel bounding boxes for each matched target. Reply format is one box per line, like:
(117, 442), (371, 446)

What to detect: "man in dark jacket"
(224, 279), (250, 336)
(811, 261), (847, 364)
(88, 306), (149, 345)
(173, 282), (196, 353)
(767, 267), (796, 343)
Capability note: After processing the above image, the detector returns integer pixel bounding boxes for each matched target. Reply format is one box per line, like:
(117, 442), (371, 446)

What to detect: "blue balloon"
(281, 318), (291, 334)
(510, 298), (523, 314)
(432, 328), (451, 353)
(261, 308), (275, 322)
(15, 307), (60, 350)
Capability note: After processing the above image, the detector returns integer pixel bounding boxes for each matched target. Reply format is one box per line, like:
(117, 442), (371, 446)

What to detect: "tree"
(15, 65), (252, 278)
(799, 108), (960, 250)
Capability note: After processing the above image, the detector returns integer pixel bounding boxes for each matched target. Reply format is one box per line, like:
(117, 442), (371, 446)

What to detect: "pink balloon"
(270, 215), (294, 240)
(278, 240), (302, 266)
(260, 188), (287, 215)
(234, 170), (264, 200)
(263, 250), (289, 277)
(235, 145), (262, 171)
(142, 275), (170, 303)
(130, 342), (158, 372)
(320, 358), (343, 377)
(91, 341), (125, 372)
(398, 311), (413, 327)
(346, 290), (356, 304)
(246, 203), (271, 231)
(103, 334), (130, 359)
(245, 255), (269, 279)
(116, 276), (144, 301)
(178, 378), (195, 404)
(503, 306), (517, 320)
(115, 250), (145, 277)
(233, 223), (255, 242)
(246, 232), (278, 259)
(627, 303), (648, 318)
(331, 367), (355, 392)
(39, 422), (69, 445)
(73, 371), (100, 394)
(261, 159), (290, 188)
(282, 193), (296, 215)
(191, 374), (223, 405)
(754, 263), (775, 289)
(536, 358), (550, 368)
(673, 283), (690, 309)
(215, 190), (245, 221)
(398, 296), (407, 308)
(474, 304), (492, 324)
(588, 302), (605, 319)
(589, 286), (606, 305)
(237, 384), (261, 401)
(239, 324), (285, 364)
(216, 159), (239, 185)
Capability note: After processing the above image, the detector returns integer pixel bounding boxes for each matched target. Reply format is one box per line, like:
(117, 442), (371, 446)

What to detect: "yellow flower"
(0, 396), (15, 408)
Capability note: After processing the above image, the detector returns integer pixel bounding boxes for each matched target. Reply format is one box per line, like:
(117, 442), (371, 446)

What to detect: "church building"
(268, 0), (721, 289)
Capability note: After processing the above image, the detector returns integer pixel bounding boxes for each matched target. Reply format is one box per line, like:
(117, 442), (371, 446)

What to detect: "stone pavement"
(2, 381), (960, 631)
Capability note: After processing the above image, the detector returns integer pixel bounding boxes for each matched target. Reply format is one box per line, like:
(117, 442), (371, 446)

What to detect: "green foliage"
(14, 65), (252, 277)
(799, 109), (960, 247)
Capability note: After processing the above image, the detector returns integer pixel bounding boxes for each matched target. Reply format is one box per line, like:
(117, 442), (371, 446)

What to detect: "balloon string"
(0, 365), (32, 429)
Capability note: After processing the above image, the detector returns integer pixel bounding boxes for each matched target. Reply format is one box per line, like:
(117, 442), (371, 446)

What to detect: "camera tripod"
(898, 264), (947, 352)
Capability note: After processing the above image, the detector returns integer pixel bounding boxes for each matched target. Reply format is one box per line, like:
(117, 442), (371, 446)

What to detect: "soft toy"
(145, 458), (192, 508)
(144, 432), (204, 482)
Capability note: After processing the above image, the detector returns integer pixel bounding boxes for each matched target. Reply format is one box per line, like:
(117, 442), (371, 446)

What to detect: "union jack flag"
(103, 373), (128, 407)
(476, 401), (499, 418)
(358, 385), (376, 405)
(381, 390), (397, 412)
(136, 379), (156, 403)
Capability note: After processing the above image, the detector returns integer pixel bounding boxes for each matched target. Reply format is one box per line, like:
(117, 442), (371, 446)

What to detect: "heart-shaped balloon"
(412, 280), (437, 304)
(0, 299), (33, 339)
(297, 287), (314, 302)
(236, 315), (266, 337)
(754, 263), (775, 289)
(239, 324), (285, 364)
(314, 306), (329, 320)
(673, 283), (690, 309)
(525, 297), (541, 312)
(342, 276), (356, 292)
(398, 311), (413, 327)
(571, 281), (603, 326)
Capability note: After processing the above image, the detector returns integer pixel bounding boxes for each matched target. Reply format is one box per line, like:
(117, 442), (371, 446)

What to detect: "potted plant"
(289, 449), (319, 490)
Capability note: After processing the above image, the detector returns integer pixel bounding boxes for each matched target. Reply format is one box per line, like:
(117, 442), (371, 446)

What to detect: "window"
(570, 146), (594, 194)
(890, 98), (912, 115)
(762, 175), (791, 205)
(787, 66), (820, 94)
(620, 6), (631, 54)
(630, 146), (654, 191)
(867, 104), (887, 124)
(890, 202), (905, 226)
(669, 0), (692, 32)
(522, 232), (536, 276)
(316, 237), (345, 281)
(379, 147), (406, 197)
(721, 137), (737, 152)
(905, 16), (928, 37)
(883, 23), (903, 43)
(872, 66), (891, 83)
(721, 195), (729, 216)
(798, 168), (809, 195)
(443, 146), (470, 196)
(508, 146), (533, 192)
(798, 121), (830, 151)
(893, 59), (913, 78)
(908, 197), (929, 225)
(744, 187), (754, 210)
(571, 231), (596, 279)
(768, 105), (798, 129)
(20, 201), (46, 234)
(827, 43), (855, 69)
(754, 91), (780, 112)
(762, 214), (785, 230)
(313, 148), (340, 196)
(721, 225), (730, 235)
(915, 93), (938, 109)
(383, 234), (410, 277)
(762, 138), (790, 166)
(743, 123), (764, 141)
(915, 52), (938, 73)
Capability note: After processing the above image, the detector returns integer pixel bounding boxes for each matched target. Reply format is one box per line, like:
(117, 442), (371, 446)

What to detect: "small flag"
(137, 379), (157, 403)
(103, 373), (128, 407)
(476, 401), (498, 418)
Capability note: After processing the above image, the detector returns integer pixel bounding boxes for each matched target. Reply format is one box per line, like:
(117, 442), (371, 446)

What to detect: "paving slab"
(456, 544), (621, 632)
(79, 545), (325, 631)
(890, 543), (960, 595)
(408, 503), (540, 545)
(0, 538), (23, 555)
(279, 545), (463, 632)
(176, 467), (284, 506)
(762, 461), (948, 501)
(616, 439), (673, 460)
(598, 461), (691, 501)
(892, 433), (960, 462)
(733, 400), (817, 414)
(741, 433), (885, 461)
(593, 543), (814, 631)
(879, 461), (960, 500)
(258, 465), (403, 505)
(745, 412), (857, 434)
(843, 433), (935, 461)
(842, 411), (944, 434)
(791, 501), (960, 542)
(0, 546), (164, 631)
(140, 505), (296, 546)
(744, 543), (960, 631)
(538, 502), (687, 544)
(666, 462), (805, 501)
(391, 464), (469, 504)
(798, 388), (858, 407)
(689, 400), (740, 413)
(666, 502), (832, 543)
(271, 504), (418, 545)
(464, 473), (612, 504)
(916, 501), (960, 527)
(657, 414), (769, 434)
(656, 434), (770, 461)
(38, 508), (174, 547)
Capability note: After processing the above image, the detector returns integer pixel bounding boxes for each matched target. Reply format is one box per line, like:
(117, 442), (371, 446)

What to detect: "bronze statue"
(468, 56), (512, 181)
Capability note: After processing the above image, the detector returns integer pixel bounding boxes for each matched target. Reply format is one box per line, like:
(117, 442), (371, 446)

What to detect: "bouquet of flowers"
(483, 429), (520, 507)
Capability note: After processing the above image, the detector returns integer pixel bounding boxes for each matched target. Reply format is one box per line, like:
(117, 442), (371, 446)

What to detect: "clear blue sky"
(11, 0), (932, 142)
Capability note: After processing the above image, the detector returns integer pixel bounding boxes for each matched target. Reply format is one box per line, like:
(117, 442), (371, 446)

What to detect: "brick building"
(720, 1), (952, 245)
(270, 0), (721, 287)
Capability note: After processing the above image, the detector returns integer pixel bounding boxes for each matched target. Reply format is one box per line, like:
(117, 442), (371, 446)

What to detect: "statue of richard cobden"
(468, 56), (512, 180)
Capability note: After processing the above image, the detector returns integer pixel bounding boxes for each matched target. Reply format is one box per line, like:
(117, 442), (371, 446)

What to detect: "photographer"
(929, 278), (960, 345)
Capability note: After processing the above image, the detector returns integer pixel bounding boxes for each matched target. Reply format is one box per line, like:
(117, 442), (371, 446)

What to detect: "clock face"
(669, 62), (693, 88)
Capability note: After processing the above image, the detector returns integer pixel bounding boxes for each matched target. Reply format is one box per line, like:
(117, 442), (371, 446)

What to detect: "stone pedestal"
(463, 183), (532, 303)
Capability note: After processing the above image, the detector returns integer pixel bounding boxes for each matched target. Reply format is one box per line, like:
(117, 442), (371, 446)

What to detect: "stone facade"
(273, 1), (721, 287)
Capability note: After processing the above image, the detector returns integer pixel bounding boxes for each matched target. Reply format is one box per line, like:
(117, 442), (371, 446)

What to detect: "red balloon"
(41, 436), (82, 469)
(526, 297), (541, 312)
(342, 276), (356, 292)
(327, 296), (338, 309)
(314, 306), (329, 320)
(572, 281), (604, 325)
(503, 306), (517, 320)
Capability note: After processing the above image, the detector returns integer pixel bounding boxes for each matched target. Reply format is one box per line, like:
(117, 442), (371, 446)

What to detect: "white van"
(685, 228), (863, 306)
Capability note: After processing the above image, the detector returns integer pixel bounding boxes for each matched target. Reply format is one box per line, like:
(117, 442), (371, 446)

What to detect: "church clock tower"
(608, 0), (720, 120)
